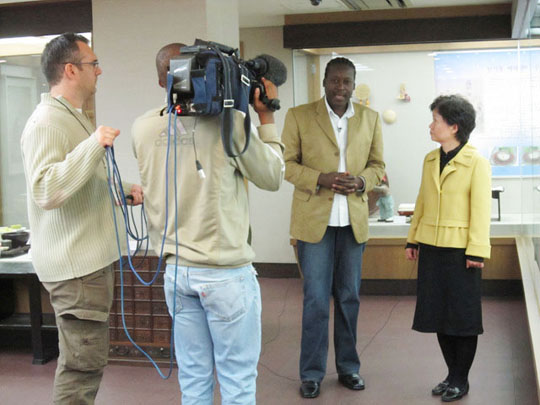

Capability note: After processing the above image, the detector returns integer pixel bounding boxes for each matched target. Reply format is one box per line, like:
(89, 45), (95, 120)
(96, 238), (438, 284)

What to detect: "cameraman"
(131, 43), (284, 404)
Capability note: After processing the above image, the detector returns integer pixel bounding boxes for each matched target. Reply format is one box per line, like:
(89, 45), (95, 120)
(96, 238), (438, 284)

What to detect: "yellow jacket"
(407, 143), (491, 258)
(282, 98), (385, 244)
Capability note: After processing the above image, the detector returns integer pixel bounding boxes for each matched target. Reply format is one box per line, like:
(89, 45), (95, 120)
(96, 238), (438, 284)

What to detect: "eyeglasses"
(63, 61), (99, 68)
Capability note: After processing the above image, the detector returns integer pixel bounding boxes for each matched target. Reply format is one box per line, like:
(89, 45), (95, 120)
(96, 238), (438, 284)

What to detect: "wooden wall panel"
(0, 0), (91, 39)
(361, 237), (520, 280)
(284, 15), (511, 49)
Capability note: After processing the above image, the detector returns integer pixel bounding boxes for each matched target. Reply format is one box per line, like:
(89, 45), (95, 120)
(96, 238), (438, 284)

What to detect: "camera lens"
(311, 0), (321, 5)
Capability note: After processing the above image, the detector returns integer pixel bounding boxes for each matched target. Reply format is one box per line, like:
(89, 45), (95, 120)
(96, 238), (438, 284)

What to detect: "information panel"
(434, 49), (540, 177)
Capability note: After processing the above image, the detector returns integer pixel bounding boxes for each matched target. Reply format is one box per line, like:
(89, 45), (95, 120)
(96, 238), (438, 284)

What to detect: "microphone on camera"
(247, 54), (287, 87)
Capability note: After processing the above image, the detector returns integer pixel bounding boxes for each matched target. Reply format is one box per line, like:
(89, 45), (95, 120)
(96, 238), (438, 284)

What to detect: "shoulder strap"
(212, 45), (251, 158)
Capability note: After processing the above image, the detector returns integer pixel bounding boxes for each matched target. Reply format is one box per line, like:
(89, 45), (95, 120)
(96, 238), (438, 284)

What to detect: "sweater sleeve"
(21, 124), (106, 210)
(232, 116), (285, 192)
(466, 156), (492, 258)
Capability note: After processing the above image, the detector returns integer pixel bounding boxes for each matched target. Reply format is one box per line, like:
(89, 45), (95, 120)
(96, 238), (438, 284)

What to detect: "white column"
(205, 0), (240, 49)
(92, 0), (219, 183)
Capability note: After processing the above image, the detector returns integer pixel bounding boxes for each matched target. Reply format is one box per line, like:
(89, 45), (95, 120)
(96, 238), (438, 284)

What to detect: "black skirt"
(412, 243), (483, 336)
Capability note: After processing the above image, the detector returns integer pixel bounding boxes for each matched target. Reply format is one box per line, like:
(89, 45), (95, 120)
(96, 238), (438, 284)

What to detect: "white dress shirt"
(324, 97), (355, 227)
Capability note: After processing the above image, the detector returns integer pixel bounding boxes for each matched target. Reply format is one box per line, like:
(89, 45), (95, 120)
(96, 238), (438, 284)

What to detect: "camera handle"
(262, 95), (280, 112)
(253, 83), (281, 112)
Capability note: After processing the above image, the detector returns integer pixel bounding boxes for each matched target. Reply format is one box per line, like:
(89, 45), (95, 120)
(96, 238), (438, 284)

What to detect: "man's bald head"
(156, 43), (185, 88)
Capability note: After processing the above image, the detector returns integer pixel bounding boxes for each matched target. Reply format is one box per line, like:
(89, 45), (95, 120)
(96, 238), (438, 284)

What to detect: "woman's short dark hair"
(41, 33), (89, 86)
(430, 95), (476, 144)
(324, 57), (356, 80)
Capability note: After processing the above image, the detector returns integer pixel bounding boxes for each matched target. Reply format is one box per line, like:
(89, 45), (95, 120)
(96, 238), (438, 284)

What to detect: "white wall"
(90, 2), (534, 264)
(240, 26), (296, 263)
(92, 2), (296, 263)
(292, 52), (309, 107)
(320, 51), (438, 209)
(206, 0), (239, 48)
(319, 51), (532, 218)
(92, 0), (209, 185)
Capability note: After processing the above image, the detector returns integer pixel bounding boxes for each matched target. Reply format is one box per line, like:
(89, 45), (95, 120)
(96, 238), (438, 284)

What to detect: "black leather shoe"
(338, 373), (365, 390)
(300, 381), (320, 398)
(442, 383), (469, 402)
(431, 380), (450, 395)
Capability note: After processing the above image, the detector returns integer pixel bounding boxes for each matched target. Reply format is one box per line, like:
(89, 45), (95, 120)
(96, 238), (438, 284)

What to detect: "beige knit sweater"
(21, 93), (123, 282)
(132, 107), (284, 268)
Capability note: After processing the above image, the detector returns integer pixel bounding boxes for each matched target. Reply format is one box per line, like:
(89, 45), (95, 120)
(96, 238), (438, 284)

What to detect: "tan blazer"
(282, 98), (385, 244)
(406, 143), (491, 258)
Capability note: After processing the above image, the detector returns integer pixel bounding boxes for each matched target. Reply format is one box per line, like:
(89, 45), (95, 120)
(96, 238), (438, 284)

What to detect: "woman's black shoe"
(431, 380), (450, 395)
(442, 382), (469, 402)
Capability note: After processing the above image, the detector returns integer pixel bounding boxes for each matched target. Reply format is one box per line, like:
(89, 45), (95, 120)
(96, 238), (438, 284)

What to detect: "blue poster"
(434, 49), (540, 177)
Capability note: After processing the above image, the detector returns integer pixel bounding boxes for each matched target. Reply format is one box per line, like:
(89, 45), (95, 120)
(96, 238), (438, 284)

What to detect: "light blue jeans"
(164, 264), (262, 405)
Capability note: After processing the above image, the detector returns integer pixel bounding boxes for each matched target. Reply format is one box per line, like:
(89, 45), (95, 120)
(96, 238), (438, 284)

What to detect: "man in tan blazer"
(282, 57), (385, 399)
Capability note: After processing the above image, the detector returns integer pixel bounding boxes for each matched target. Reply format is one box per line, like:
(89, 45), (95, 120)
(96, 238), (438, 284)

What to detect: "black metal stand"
(27, 275), (57, 364)
(492, 188), (503, 222)
(0, 272), (58, 364)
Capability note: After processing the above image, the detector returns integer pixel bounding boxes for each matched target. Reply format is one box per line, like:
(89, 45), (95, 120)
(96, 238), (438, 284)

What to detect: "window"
(0, 34), (91, 227)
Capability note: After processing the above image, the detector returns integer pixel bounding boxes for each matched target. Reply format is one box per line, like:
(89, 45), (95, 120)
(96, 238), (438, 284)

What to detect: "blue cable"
(108, 146), (148, 243)
(107, 149), (152, 272)
(107, 122), (174, 286)
(107, 153), (150, 268)
(105, 149), (173, 379)
(104, 108), (183, 378)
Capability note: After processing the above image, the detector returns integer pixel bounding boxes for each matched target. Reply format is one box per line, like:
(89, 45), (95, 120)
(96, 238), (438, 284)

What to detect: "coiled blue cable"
(104, 108), (182, 378)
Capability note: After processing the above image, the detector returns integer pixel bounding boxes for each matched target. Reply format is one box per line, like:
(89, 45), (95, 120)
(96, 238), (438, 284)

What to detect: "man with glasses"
(20, 32), (142, 404)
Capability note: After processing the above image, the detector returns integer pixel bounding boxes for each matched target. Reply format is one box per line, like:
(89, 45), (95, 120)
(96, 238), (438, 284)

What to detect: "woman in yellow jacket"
(405, 95), (491, 402)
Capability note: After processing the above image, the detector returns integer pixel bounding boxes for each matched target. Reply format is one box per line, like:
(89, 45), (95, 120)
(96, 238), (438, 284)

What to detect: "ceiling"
(0, 0), (514, 28)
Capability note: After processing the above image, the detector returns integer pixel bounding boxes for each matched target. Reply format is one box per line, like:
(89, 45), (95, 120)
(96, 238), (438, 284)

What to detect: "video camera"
(167, 39), (286, 116)
(165, 39), (287, 157)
